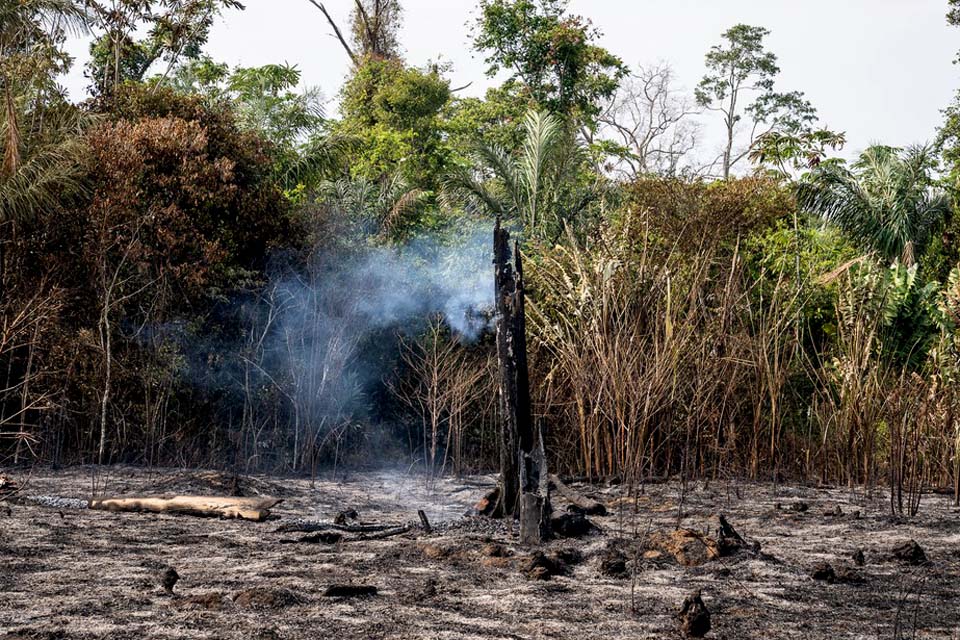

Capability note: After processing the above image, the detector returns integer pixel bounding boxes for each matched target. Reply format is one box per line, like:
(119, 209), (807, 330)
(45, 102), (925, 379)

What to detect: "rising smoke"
(330, 225), (495, 341)
(151, 221), (498, 468)
(243, 221), (497, 465)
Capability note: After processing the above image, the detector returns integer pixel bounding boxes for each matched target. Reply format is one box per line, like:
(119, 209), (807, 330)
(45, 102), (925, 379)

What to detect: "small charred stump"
(599, 548), (629, 579)
(161, 566), (179, 593)
(521, 551), (569, 581)
(716, 514), (759, 556)
(891, 540), (927, 565)
(852, 548), (866, 566)
(835, 565), (865, 584)
(417, 510), (432, 533)
(551, 512), (596, 538)
(678, 589), (711, 638)
(810, 562), (836, 582)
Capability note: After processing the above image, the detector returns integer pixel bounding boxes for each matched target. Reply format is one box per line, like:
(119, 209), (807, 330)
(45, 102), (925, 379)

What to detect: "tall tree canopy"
(350, 0), (403, 60)
(472, 0), (626, 126)
(84, 0), (244, 96)
(338, 57), (450, 189)
(305, 0), (403, 64)
(696, 24), (818, 179)
(169, 59), (347, 190)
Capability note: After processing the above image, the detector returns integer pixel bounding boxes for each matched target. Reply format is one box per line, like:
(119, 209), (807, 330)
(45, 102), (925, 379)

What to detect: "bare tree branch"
(305, 0), (357, 65)
(353, 0), (375, 51)
(596, 63), (700, 179)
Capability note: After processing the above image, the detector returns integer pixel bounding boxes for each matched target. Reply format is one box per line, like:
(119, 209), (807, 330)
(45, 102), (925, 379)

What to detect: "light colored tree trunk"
(89, 495), (283, 521)
(98, 303), (111, 465)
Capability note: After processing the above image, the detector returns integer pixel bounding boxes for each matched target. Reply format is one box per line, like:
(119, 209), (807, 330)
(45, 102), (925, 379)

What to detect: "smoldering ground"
(3, 467), (960, 640)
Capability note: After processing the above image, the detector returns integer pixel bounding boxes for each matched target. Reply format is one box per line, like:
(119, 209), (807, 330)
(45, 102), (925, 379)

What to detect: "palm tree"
(318, 173), (428, 241)
(798, 145), (950, 265)
(444, 110), (596, 242)
(1, 1), (90, 299)
(1, 0), (87, 177)
(0, 104), (91, 313)
(1, 106), (90, 221)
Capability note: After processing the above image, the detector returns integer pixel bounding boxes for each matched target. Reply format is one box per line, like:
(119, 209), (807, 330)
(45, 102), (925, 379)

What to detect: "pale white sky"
(61, 0), (959, 161)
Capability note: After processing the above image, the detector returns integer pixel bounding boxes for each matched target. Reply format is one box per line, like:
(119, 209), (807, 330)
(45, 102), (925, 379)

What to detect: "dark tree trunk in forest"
(493, 220), (549, 544)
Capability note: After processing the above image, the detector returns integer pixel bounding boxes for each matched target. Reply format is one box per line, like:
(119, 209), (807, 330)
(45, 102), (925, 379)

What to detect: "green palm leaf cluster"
(0, 0), (87, 52)
(1, 1), (91, 226)
(444, 110), (596, 241)
(317, 173), (427, 241)
(798, 145), (950, 265)
(0, 106), (92, 224)
(281, 132), (356, 192)
(1, 0), (88, 176)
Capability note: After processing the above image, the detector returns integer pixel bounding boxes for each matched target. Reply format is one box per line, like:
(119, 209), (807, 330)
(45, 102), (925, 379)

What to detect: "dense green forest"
(4, 0), (960, 507)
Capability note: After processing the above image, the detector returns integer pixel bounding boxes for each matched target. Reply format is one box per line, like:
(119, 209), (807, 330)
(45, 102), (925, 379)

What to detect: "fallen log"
(88, 495), (282, 522)
(350, 525), (411, 541)
(275, 521), (397, 534)
(283, 531), (343, 544)
(548, 474), (607, 516)
(322, 584), (377, 598)
(284, 524), (411, 544)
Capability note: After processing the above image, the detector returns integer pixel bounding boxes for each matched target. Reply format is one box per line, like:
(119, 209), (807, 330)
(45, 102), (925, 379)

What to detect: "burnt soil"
(2, 467), (959, 639)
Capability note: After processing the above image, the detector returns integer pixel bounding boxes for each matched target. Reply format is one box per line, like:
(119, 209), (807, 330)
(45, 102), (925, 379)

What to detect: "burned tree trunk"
(493, 220), (524, 518)
(493, 220), (549, 543)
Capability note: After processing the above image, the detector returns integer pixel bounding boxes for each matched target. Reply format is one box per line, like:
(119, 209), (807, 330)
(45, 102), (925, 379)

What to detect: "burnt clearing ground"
(2, 467), (960, 640)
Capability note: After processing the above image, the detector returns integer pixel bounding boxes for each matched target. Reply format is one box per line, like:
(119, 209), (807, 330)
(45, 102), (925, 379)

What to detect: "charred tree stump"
(493, 220), (549, 544)
(519, 431), (551, 544)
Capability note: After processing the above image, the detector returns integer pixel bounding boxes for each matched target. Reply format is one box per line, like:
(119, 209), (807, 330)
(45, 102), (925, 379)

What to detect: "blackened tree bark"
(493, 219), (549, 543)
(494, 221), (519, 516)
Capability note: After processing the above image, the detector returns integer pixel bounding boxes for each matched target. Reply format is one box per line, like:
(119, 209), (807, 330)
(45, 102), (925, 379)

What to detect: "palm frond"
(0, 133), (87, 222)
(471, 141), (521, 212)
(0, 101), (94, 223)
(799, 145), (948, 265)
(441, 164), (508, 218)
(282, 133), (356, 189)
(519, 110), (561, 229)
(441, 108), (595, 240)
(381, 187), (426, 234)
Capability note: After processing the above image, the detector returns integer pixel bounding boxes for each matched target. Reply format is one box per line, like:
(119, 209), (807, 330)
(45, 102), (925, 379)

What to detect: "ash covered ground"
(2, 467), (960, 639)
